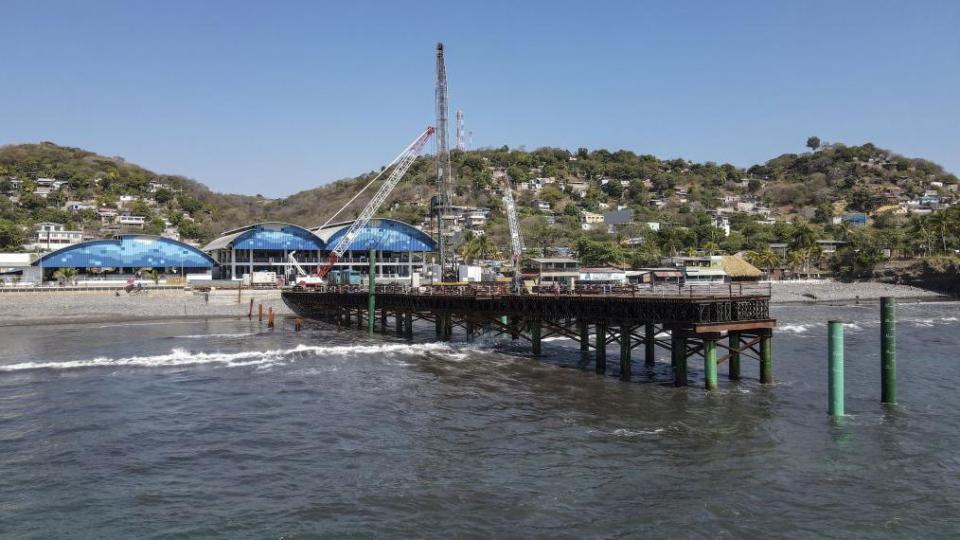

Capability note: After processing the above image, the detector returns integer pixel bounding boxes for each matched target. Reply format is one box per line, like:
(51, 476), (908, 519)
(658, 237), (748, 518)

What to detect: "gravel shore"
(768, 280), (949, 304)
(0, 289), (293, 327)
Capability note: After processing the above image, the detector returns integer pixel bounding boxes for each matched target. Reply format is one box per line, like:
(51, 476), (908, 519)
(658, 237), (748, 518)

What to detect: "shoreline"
(0, 281), (952, 327)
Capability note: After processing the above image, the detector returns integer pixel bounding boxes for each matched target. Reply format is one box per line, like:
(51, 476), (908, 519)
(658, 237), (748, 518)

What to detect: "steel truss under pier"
(281, 290), (776, 390)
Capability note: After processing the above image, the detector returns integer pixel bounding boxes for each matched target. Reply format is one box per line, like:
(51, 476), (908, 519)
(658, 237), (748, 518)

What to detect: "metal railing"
(293, 282), (772, 300)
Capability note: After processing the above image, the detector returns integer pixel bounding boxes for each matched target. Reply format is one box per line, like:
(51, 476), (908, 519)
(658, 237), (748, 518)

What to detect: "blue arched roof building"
(312, 218), (436, 253)
(35, 235), (215, 270)
(202, 222), (327, 280)
(201, 219), (436, 282)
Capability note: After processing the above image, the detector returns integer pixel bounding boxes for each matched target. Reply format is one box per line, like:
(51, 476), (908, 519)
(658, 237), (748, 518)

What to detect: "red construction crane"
(316, 126), (435, 279)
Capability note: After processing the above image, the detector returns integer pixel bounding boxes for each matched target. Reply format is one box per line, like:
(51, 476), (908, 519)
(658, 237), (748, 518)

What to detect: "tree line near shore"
(0, 140), (958, 281)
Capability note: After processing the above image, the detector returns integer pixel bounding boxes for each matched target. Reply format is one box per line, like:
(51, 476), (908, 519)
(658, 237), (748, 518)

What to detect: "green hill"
(1, 140), (958, 280)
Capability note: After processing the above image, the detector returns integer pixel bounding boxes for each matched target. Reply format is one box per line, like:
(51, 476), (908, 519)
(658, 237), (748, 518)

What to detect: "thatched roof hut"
(720, 255), (763, 282)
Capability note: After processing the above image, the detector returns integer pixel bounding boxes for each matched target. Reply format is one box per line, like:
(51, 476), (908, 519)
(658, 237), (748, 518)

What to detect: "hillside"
(1, 139), (958, 280)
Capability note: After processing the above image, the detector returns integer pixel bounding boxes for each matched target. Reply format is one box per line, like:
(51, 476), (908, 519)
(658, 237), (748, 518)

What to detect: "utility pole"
(435, 42), (454, 281)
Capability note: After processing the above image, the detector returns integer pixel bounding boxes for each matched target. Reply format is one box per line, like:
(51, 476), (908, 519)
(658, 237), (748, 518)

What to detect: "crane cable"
(318, 145), (410, 230)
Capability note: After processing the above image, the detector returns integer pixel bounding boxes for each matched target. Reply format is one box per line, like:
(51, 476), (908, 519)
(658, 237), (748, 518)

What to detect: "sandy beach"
(0, 289), (293, 327)
(767, 280), (948, 304)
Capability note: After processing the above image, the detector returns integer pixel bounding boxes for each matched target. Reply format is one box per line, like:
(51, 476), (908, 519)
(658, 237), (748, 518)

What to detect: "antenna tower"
(456, 110), (465, 151)
(435, 42), (454, 279)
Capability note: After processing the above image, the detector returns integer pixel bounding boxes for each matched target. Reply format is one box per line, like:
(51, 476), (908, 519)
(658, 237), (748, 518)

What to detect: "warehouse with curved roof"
(34, 235), (215, 278)
(202, 222), (326, 280)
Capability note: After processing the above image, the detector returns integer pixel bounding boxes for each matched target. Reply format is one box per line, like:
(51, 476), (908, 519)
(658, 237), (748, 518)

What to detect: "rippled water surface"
(2, 303), (960, 538)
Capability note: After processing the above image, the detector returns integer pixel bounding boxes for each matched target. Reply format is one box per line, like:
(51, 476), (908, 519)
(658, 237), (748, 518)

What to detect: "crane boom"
(502, 174), (525, 293)
(317, 127), (435, 279)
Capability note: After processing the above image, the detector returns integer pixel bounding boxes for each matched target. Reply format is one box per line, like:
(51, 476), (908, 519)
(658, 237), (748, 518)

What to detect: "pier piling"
(595, 322), (607, 374)
(404, 311), (413, 340)
(829, 321), (844, 417)
(368, 248), (376, 335)
(529, 319), (541, 355)
(258, 303), (263, 322)
(881, 297), (897, 404)
(579, 320), (590, 358)
(295, 318), (302, 332)
(760, 331), (773, 384)
(268, 307), (275, 328)
(620, 325), (632, 381)
(673, 335), (688, 387)
(704, 339), (718, 391)
(644, 324), (656, 367)
(728, 331), (741, 380)
(248, 298), (254, 319)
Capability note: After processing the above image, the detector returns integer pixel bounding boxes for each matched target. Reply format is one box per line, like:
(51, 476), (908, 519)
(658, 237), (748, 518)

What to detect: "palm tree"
(927, 211), (952, 254)
(53, 268), (78, 286)
(461, 235), (497, 263)
(745, 249), (780, 277)
(787, 250), (807, 276)
(141, 268), (161, 285)
(789, 220), (818, 251)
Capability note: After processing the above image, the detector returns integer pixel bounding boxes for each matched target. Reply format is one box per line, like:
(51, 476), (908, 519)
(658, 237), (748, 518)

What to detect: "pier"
(282, 283), (776, 388)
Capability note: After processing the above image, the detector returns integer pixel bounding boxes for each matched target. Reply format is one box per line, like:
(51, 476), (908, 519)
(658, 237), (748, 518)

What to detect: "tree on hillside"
(0, 219), (25, 250)
(806, 136), (821, 152)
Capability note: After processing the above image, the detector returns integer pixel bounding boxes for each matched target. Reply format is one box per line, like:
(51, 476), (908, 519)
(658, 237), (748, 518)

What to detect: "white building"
(118, 215), (146, 228)
(26, 222), (83, 251)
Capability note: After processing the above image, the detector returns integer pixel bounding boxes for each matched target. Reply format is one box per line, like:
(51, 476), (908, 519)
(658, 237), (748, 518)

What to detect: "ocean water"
(1, 303), (959, 538)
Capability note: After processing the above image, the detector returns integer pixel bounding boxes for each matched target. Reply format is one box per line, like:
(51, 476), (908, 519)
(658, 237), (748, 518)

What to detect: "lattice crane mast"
(316, 127), (435, 279)
(502, 175), (526, 293)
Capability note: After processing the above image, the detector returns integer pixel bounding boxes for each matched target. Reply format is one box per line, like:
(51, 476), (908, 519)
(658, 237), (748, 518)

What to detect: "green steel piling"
(760, 331), (773, 384)
(704, 339), (718, 391)
(881, 297), (897, 404)
(829, 321), (844, 417)
(728, 331), (741, 380)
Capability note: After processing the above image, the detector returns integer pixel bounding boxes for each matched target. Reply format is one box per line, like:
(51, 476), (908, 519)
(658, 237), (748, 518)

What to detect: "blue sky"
(1, 1), (957, 196)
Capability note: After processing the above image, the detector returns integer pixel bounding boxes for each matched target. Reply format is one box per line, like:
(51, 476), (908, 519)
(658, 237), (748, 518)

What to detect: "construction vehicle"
(316, 126), (435, 280)
(502, 174), (526, 294)
(287, 251), (324, 287)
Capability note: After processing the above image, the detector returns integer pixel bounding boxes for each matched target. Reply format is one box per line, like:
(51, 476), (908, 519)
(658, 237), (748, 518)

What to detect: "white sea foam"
(612, 428), (665, 437)
(779, 324), (810, 334)
(174, 333), (256, 339)
(0, 342), (458, 373)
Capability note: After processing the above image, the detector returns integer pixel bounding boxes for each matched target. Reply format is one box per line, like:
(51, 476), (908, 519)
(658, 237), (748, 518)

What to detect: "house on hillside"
(25, 222), (83, 252)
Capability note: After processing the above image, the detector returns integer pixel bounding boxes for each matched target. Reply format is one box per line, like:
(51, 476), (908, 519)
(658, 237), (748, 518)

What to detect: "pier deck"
(282, 284), (776, 389)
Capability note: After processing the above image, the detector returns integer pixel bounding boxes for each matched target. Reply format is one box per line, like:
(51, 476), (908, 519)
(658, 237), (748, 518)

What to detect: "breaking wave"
(779, 324), (810, 334)
(0, 342), (459, 373)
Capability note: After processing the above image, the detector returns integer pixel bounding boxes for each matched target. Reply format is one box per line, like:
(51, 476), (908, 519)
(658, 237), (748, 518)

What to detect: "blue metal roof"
(202, 223), (325, 252)
(316, 219), (436, 253)
(35, 235), (216, 269)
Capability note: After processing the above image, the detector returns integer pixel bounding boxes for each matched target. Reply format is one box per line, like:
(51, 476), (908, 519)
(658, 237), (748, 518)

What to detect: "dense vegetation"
(1, 140), (958, 281)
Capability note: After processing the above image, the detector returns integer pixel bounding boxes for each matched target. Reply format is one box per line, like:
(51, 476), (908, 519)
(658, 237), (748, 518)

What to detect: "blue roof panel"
(35, 235), (216, 269)
(324, 219), (436, 252)
(232, 224), (325, 251)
